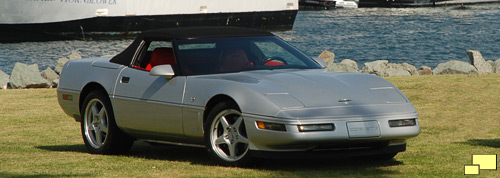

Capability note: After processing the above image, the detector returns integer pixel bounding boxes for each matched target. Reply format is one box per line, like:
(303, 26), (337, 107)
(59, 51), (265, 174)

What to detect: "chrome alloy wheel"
(209, 109), (249, 162)
(83, 98), (109, 149)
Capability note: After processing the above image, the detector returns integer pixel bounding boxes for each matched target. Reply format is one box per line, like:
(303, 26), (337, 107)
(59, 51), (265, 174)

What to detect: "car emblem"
(338, 98), (352, 104)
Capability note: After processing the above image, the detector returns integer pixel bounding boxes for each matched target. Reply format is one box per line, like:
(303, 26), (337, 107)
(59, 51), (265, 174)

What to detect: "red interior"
(145, 48), (175, 71)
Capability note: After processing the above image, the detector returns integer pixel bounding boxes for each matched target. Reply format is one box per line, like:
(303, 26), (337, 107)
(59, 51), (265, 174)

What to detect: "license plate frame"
(347, 121), (381, 138)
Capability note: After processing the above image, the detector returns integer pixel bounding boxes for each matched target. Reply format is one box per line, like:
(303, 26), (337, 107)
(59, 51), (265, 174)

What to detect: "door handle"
(121, 76), (130, 83)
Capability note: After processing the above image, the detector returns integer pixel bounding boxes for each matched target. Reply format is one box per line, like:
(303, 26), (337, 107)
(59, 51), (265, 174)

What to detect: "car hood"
(194, 69), (416, 118)
(221, 69), (409, 109)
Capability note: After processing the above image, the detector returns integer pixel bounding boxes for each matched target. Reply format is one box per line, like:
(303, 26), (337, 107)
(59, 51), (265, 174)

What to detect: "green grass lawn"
(1, 74), (499, 177)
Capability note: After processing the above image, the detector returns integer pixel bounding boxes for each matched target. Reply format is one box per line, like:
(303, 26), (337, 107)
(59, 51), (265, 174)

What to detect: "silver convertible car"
(57, 27), (419, 166)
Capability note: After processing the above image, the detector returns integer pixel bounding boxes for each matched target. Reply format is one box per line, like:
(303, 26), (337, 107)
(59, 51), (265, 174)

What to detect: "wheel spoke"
(219, 116), (230, 129)
(97, 106), (106, 119)
(227, 141), (237, 158)
(87, 122), (95, 131)
(99, 123), (108, 134)
(95, 130), (103, 145)
(232, 116), (244, 128)
(91, 104), (100, 118)
(236, 135), (249, 144)
(215, 135), (227, 145)
(91, 104), (100, 126)
(232, 116), (248, 144)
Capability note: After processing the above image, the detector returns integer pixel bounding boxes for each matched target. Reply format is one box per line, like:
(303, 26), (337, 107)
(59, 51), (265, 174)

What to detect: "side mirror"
(150, 65), (175, 79)
(312, 57), (328, 69)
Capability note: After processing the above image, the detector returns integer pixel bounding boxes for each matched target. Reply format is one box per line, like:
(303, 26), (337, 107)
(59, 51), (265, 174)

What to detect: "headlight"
(297, 124), (334, 132)
(388, 119), (417, 127)
(256, 121), (286, 131)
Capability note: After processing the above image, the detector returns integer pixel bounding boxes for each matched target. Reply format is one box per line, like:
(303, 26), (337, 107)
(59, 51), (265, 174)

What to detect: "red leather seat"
(146, 48), (175, 71)
(264, 60), (285, 66)
(218, 48), (252, 73)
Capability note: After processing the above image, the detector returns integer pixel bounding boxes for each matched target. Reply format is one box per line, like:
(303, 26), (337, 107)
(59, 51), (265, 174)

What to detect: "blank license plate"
(347, 121), (381, 138)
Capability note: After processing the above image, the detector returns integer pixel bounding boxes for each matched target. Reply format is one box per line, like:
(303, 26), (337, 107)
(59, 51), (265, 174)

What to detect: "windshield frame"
(173, 36), (321, 76)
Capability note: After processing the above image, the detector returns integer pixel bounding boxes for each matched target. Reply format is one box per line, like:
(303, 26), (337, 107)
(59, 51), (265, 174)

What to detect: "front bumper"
(243, 113), (419, 152)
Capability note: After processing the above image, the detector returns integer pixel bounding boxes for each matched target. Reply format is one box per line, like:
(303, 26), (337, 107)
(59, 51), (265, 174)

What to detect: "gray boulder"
(488, 60), (495, 72)
(0, 70), (9, 89)
(384, 63), (412, 77)
(41, 67), (60, 88)
(53, 79), (60, 87)
(340, 59), (359, 72)
(467, 50), (492, 74)
(55, 57), (69, 74)
(362, 60), (417, 77)
(9, 63), (51, 89)
(491, 59), (500, 73)
(55, 51), (82, 74)
(417, 66), (433, 75)
(399, 63), (419, 76)
(318, 50), (335, 64)
(68, 51), (83, 60)
(327, 59), (359, 72)
(433, 60), (478, 75)
(361, 60), (388, 76)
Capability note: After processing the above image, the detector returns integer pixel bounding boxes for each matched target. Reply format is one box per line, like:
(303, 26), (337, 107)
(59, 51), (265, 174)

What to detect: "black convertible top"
(141, 26), (273, 40)
(110, 27), (273, 66)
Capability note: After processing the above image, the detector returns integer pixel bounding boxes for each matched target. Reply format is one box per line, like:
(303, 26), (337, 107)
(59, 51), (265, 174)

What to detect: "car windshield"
(175, 36), (321, 75)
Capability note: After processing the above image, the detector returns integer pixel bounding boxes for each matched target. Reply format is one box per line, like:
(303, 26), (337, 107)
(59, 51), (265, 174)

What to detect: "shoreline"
(318, 49), (500, 77)
(1, 50), (499, 90)
(3, 71), (499, 91)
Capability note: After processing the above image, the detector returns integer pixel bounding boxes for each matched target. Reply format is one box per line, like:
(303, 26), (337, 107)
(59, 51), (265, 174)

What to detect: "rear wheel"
(81, 91), (134, 154)
(204, 102), (252, 166)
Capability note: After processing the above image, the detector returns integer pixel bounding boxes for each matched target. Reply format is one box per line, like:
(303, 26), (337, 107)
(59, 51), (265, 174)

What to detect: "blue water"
(1, 4), (499, 74)
(277, 5), (500, 69)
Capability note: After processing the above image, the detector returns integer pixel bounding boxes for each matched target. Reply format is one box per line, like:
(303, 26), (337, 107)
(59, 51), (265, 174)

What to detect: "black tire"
(204, 101), (253, 166)
(81, 91), (134, 155)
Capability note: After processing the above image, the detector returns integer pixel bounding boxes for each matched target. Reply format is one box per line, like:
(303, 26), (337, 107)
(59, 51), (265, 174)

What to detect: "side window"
(133, 41), (174, 71)
(148, 41), (173, 51)
(176, 42), (219, 75)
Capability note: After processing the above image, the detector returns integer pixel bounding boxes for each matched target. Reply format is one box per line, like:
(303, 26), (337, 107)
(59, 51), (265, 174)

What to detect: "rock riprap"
(9, 63), (51, 89)
(433, 60), (478, 75)
(0, 70), (9, 89)
(467, 50), (492, 74)
(41, 67), (60, 88)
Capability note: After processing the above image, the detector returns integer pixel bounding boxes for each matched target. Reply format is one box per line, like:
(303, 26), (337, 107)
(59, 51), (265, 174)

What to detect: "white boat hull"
(0, 0), (298, 42)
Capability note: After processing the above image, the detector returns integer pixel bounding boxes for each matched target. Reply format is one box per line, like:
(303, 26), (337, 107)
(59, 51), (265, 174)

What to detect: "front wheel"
(204, 102), (252, 166)
(81, 91), (134, 155)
